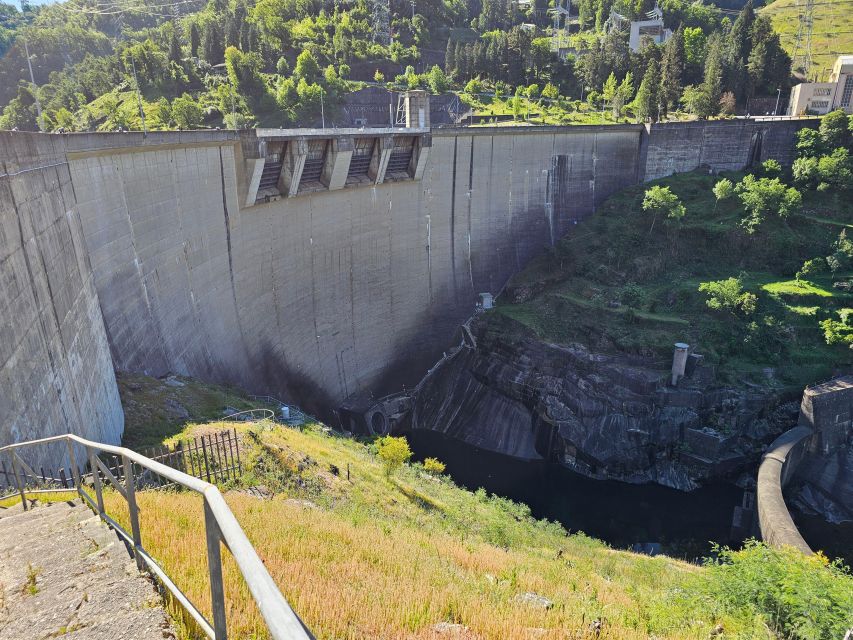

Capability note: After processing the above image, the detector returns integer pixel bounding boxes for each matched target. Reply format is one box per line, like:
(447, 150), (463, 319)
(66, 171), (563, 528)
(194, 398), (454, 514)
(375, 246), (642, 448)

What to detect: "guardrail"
(0, 434), (314, 640)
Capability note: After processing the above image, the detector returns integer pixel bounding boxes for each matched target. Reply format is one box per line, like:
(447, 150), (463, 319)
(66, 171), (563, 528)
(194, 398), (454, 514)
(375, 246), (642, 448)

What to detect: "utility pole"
(320, 89), (325, 128)
(23, 37), (45, 132)
(774, 87), (782, 116)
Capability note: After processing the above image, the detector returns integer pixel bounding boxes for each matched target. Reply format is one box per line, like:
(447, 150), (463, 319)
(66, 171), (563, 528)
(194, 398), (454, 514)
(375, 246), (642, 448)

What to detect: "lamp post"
(774, 87), (782, 116)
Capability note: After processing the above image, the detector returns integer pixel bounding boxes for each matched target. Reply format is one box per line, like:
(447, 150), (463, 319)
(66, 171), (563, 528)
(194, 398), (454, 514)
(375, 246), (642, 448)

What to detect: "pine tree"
(701, 36), (724, 118)
(445, 39), (456, 77)
(190, 23), (201, 59)
(635, 59), (660, 122)
(729, 0), (755, 64)
(659, 26), (684, 116)
(169, 22), (183, 64)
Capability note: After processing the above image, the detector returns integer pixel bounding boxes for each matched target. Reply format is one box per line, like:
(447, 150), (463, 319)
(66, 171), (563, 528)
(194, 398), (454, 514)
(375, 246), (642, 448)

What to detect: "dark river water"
(405, 430), (744, 559)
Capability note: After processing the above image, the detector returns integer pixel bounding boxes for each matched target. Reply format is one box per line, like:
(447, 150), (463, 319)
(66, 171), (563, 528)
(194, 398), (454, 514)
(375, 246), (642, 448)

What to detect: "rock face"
(412, 317), (788, 491)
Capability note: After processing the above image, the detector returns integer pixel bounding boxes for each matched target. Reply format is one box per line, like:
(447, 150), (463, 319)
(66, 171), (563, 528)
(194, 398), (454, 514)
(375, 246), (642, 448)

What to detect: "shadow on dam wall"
(0, 119), (816, 458)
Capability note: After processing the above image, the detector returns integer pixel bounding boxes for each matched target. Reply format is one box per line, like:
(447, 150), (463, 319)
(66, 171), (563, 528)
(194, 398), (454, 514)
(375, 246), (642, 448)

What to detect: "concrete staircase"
(0, 500), (175, 640)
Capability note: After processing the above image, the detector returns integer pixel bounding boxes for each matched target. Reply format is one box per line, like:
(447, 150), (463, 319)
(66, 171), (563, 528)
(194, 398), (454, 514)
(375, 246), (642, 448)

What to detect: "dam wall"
(0, 132), (123, 471)
(0, 118), (812, 453)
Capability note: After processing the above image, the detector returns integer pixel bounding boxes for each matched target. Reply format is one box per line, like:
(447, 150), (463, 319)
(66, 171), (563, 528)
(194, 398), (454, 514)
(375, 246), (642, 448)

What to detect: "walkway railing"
(0, 434), (314, 640)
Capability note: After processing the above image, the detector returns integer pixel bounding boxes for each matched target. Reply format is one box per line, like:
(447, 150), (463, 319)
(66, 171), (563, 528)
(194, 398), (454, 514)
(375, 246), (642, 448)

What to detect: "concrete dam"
(0, 117), (811, 468)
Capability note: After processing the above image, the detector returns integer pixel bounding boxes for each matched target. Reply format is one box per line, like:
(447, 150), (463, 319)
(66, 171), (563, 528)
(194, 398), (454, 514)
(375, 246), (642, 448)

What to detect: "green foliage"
(170, 95), (203, 129)
(426, 65), (449, 94)
(820, 109), (851, 151)
(821, 316), (853, 347)
(376, 436), (412, 476)
(817, 148), (853, 191)
(698, 277), (757, 315)
(701, 540), (853, 640)
(642, 185), (686, 230)
(796, 257), (826, 281)
(735, 174), (801, 233)
(712, 178), (734, 202)
(422, 457), (446, 475)
(761, 158), (782, 178)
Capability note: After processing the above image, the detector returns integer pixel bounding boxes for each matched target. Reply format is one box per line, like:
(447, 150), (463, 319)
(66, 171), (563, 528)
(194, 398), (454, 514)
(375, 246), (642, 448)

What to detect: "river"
(405, 430), (744, 560)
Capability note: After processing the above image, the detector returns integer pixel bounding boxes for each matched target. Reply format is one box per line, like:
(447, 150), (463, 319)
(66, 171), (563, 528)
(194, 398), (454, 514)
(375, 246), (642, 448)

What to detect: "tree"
(660, 26), (684, 115)
(817, 148), (853, 190)
(171, 94), (203, 129)
(541, 82), (559, 102)
(634, 59), (660, 122)
(602, 72), (618, 109)
(642, 185), (685, 233)
(698, 277), (756, 315)
(189, 23), (201, 59)
(376, 436), (412, 476)
(735, 174), (802, 233)
(276, 56), (290, 75)
(613, 72), (633, 119)
(820, 109), (850, 151)
(294, 49), (320, 83)
(700, 35), (723, 117)
(719, 91), (736, 115)
(683, 26), (706, 68)
(713, 178), (734, 211)
(426, 65), (449, 93)
(681, 85), (705, 116)
(762, 159), (782, 178)
(374, 69), (385, 83)
(445, 39), (456, 77)
(169, 22), (183, 65)
(795, 128), (824, 158)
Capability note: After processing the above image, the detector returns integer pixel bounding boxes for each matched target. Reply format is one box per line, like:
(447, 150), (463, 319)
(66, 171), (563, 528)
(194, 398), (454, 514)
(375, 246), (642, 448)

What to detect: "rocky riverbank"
(411, 314), (797, 491)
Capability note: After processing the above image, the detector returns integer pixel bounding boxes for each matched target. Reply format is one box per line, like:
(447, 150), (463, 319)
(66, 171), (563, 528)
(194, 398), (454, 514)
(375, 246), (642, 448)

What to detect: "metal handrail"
(0, 434), (314, 640)
(222, 408), (276, 422)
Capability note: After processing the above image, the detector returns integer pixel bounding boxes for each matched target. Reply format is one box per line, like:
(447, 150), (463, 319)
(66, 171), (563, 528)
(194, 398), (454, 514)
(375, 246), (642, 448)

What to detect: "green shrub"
(700, 540), (853, 640)
(422, 457), (446, 475)
(796, 257), (827, 281)
(698, 277), (756, 315)
(376, 436), (412, 476)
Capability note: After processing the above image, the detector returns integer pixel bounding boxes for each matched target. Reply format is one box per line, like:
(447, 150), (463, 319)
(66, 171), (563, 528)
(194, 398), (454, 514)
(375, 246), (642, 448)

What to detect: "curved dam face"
(0, 119), (811, 460)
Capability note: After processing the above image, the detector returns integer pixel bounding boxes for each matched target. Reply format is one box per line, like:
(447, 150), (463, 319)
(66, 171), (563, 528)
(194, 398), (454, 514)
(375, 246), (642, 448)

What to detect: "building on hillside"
(338, 87), (470, 128)
(787, 55), (853, 115)
(607, 4), (672, 52)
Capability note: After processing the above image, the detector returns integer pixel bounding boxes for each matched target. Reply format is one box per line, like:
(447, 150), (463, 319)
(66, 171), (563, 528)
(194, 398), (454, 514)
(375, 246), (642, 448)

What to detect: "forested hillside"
(0, 0), (794, 130)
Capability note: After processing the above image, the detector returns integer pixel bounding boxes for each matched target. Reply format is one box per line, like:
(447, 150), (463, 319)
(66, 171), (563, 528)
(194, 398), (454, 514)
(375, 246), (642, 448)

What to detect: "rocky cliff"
(412, 314), (794, 491)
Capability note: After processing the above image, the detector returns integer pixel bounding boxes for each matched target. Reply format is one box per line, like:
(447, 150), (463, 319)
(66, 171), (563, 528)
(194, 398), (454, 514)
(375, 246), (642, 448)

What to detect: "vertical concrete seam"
(466, 136), (475, 296)
(450, 136), (458, 301)
(218, 146), (251, 369)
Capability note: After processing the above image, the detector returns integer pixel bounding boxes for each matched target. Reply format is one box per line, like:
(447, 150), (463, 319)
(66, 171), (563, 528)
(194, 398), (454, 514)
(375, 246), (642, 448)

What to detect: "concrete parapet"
(756, 426), (814, 554)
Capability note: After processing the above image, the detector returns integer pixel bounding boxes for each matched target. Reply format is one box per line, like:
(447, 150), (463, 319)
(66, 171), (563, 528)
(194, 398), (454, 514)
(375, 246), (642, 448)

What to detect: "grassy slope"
(497, 170), (853, 390)
(4, 376), (851, 639)
(761, 0), (853, 80)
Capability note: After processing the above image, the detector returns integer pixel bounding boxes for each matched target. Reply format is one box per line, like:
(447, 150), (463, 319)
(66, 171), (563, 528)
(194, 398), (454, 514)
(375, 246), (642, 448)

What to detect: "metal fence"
(0, 434), (314, 640)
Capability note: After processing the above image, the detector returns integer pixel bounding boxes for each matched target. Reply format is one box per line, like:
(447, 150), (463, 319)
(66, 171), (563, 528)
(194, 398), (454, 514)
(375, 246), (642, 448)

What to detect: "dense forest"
(0, 0), (791, 130)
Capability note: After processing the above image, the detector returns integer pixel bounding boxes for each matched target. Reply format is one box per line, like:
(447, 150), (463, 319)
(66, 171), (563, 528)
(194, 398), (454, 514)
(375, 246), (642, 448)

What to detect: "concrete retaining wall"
(756, 426), (814, 554)
(0, 132), (123, 470)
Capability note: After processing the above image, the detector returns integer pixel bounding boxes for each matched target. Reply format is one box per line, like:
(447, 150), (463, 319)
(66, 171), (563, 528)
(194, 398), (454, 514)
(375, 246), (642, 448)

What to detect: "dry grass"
(97, 423), (749, 640)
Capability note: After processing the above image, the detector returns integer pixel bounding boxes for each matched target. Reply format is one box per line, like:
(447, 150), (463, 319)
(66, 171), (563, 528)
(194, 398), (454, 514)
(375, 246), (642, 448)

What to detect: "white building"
(608, 4), (673, 52)
(787, 55), (853, 115)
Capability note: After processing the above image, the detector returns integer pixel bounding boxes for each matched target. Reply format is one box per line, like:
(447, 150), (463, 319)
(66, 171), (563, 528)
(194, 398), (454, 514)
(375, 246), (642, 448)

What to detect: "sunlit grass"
(761, 279), (833, 298)
(99, 425), (752, 640)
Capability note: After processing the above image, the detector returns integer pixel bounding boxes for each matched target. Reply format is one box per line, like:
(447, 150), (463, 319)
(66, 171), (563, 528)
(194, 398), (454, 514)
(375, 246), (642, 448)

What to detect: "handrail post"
(204, 500), (228, 640)
(66, 439), (82, 498)
(87, 446), (105, 515)
(10, 452), (26, 511)
(123, 454), (144, 571)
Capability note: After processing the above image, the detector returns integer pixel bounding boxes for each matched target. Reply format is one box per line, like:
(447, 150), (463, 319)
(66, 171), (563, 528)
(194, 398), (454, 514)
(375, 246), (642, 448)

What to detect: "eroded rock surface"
(412, 317), (792, 491)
